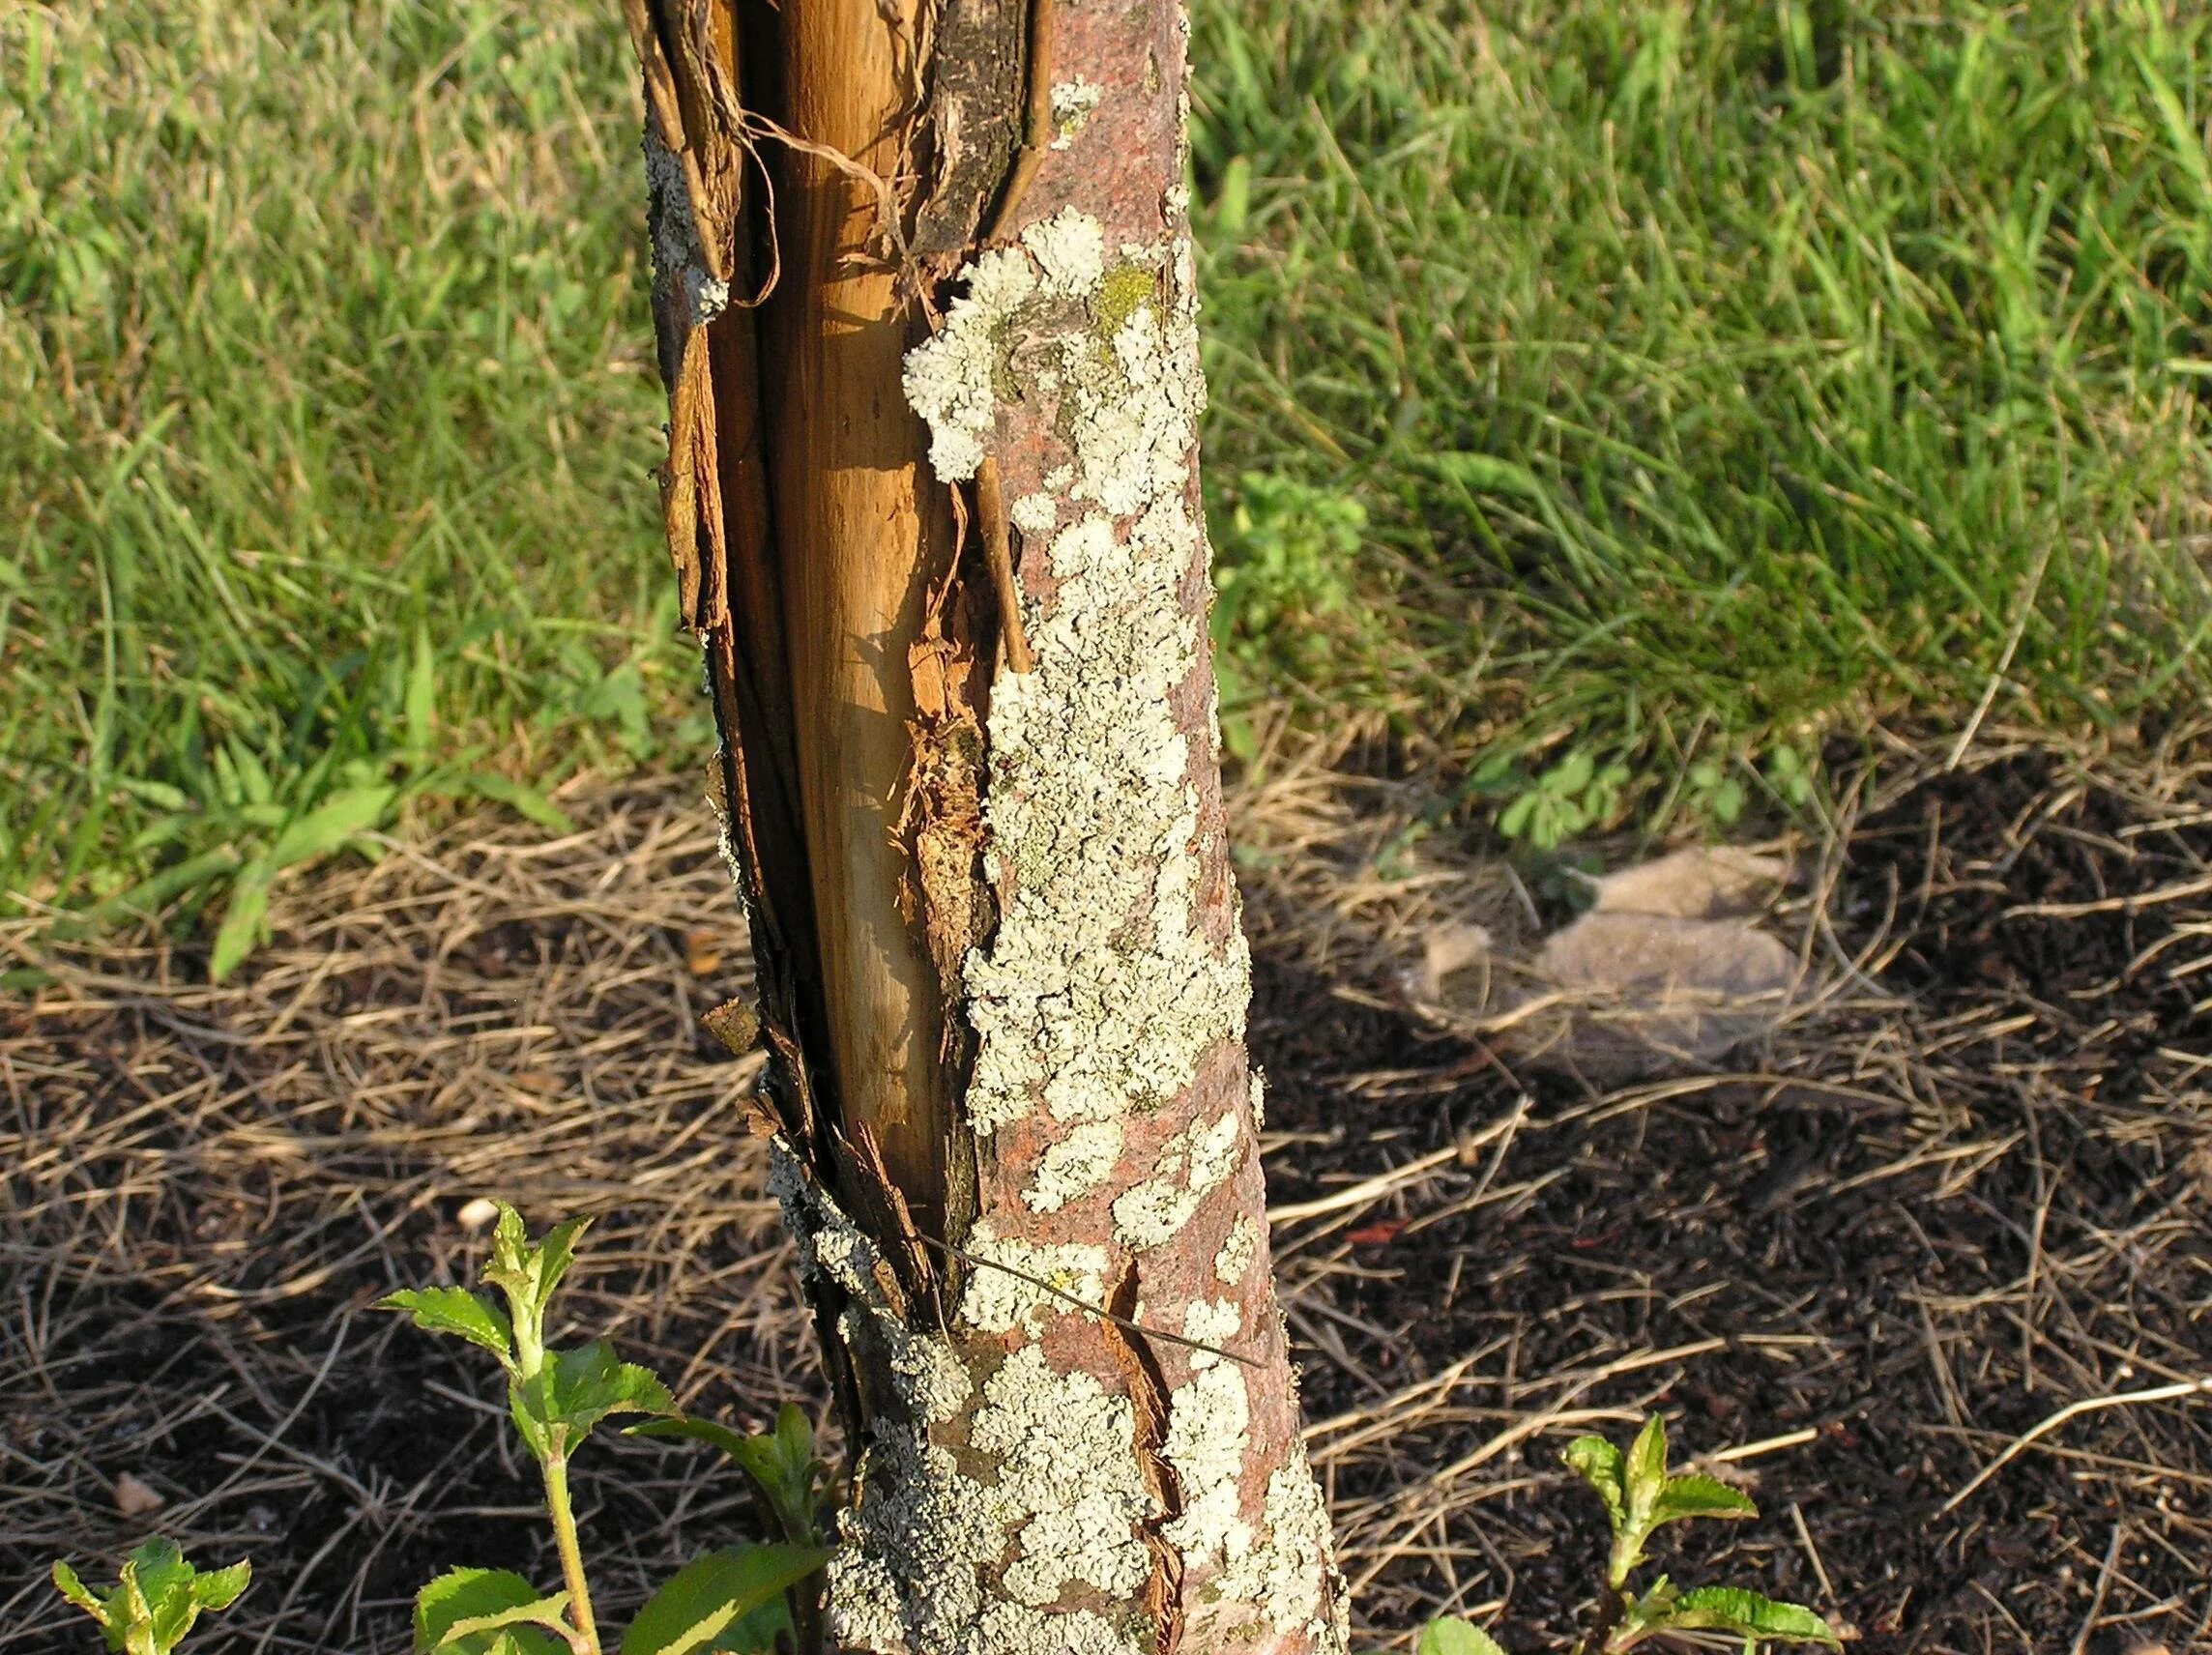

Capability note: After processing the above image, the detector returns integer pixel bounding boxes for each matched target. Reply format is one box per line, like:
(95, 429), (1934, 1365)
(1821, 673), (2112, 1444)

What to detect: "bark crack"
(1105, 1260), (1188, 1655)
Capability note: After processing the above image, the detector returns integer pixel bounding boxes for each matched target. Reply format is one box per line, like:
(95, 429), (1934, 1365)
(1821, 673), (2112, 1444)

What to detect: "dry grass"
(7, 740), (2211, 1653)
(2, 776), (802, 1649)
(1234, 730), (2212, 1651)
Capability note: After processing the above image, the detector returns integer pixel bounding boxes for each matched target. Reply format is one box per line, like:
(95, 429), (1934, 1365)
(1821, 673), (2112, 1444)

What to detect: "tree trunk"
(628, 3), (1347, 1651)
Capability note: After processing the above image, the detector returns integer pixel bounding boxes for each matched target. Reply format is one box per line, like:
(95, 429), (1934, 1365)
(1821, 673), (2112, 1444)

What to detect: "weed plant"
(54, 1210), (1837, 1655)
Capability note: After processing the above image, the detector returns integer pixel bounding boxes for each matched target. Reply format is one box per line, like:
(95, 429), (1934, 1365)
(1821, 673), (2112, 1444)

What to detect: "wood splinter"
(982, 0), (1058, 245)
(975, 453), (1035, 674)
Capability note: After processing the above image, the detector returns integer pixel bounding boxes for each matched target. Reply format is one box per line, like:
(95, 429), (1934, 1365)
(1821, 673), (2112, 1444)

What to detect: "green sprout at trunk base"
(378, 1204), (829, 1655)
(1418, 1413), (1839, 1655)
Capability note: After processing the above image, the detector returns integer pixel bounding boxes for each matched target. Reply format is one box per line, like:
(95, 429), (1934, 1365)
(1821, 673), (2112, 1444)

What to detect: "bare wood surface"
(765, 0), (958, 1233)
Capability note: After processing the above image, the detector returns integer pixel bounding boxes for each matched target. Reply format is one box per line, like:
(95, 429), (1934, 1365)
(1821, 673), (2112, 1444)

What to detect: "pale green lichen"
(1208, 1445), (1350, 1646)
(1182, 1297), (1244, 1365)
(977, 1603), (1139, 1655)
(1065, 285), (1201, 518)
(901, 247), (1036, 484)
(1028, 206), (1107, 297)
(903, 209), (1120, 486)
(771, 1147), (973, 1425)
(1214, 1217), (1260, 1286)
(781, 1135), (1159, 1655)
(972, 1348), (1153, 1611)
(1111, 1107), (1244, 1249)
(1009, 491), (1059, 537)
(1050, 77), (1106, 149)
(957, 1227), (1109, 1333)
(1157, 1366), (1347, 1648)
(1161, 1363), (1250, 1517)
(964, 496), (1248, 1147)
(879, 183), (1345, 1655)
(1023, 1119), (1125, 1214)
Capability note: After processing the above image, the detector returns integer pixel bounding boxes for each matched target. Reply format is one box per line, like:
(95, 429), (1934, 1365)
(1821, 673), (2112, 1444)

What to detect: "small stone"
(114, 1472), (164, 1517)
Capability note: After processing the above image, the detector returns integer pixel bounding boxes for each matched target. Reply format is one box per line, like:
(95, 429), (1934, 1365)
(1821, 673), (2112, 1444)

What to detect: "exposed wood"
(764, 0), (963, 1240)
(632, 3), (1348, 1649)
(639, 0), (828, 1161)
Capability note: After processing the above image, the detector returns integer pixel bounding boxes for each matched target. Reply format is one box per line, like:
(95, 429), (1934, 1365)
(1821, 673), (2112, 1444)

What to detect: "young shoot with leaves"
(1419, 1414), (1838, 1655)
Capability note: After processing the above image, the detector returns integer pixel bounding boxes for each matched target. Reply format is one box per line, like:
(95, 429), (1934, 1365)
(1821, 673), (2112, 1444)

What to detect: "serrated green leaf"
(713, 1595), (795, 1655)
(1414, 1614), (1512, 1655)
(1615, 1577), (1679, 1643)
(191, 1563), (250, 1613)
(1625, 1413), (1670, 1514)
(125, 1538), (192, 1609)
(620, 1546), (831, 1655)
(630, 1415), (751, 1457)
(524, 1341), (675, 1443)
(773, 1403), (812, 1473)
(50, 1560), (106, 1622)
(443, 1591), (571, 1645)
(1674, 1586), (1838, 1644)
(532, 1215), (592, 1313)
(208, 860), (272, 981)
(414, 1568), (566, 1655)
(1561, 1435), (1627, 1533)
(378, 1287), (515, 1369)
(491, 1204), (529, 1270)
(631, 1408), (819, 1543)
(268, 784), (395, 872)
(57, 1542), (251, 1655)
(509, 1382), (554, 1461)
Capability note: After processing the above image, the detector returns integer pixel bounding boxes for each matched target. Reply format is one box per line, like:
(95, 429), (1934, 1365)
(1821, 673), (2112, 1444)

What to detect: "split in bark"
(630, 2), (1348, 1650)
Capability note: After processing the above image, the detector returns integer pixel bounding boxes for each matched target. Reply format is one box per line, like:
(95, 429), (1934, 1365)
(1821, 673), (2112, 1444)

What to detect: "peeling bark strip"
(631, 3), (1347, 1652)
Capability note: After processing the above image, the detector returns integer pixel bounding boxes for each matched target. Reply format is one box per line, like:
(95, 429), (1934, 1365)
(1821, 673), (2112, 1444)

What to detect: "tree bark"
(630, 3), (1347, 1651)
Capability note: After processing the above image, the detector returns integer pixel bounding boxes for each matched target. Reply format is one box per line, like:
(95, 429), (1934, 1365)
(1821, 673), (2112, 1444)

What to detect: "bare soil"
(6, 744), (2208, 1653)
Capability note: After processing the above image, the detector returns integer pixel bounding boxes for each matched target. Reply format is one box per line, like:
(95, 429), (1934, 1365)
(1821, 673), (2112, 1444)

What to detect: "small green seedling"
(627, 1402), (830, 1655)
(383, 1205), (830, 1655)
(1418, 1414), (1837, 1654)
(51, 1540), (249, 1655)
(1470, 746), (1634, 852)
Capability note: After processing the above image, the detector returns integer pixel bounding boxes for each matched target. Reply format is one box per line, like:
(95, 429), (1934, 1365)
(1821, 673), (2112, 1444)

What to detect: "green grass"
(0, 1), (697, 953)
(6, 0), (2211, 949)
(1196, 0), (2212, 831)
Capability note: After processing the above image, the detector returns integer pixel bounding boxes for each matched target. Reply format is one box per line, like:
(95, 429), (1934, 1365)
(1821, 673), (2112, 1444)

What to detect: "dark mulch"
(1, 782), (804, 1652)
(6, 744), (2208, 1653)
(1250, 741), (2211, 1654)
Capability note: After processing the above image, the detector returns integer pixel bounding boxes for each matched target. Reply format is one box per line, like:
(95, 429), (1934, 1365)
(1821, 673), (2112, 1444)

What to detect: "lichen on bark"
(877, 163), (1347, 1649)
(645, 0), (1349, 1646)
